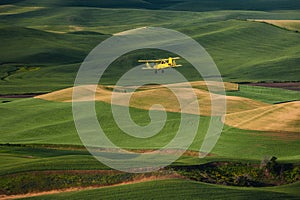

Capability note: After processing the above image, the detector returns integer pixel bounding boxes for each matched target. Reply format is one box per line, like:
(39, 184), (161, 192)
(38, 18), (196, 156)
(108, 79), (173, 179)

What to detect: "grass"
(1, 143), (299, 197)
(35, 83), (268, 116)
(0, 5), (44, 15)
(0, 8), (300, 94)
(19, 179), (300, 200)
(0, 98), (299, 162)
(227, 85), (300, 104)
(0, 1), (299, 199)
(0, 144), (112, 176)
(0, 25), (111, 66)
(0, 144), (264, 177)
(4, 0), (300, 11)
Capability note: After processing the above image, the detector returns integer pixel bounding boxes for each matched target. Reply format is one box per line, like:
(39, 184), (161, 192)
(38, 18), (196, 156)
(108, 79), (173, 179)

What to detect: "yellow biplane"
(138, 57), (182, 73)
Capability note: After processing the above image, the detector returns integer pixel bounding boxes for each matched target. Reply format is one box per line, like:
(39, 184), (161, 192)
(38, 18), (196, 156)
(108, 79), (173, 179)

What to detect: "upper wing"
(138, 60), (162, 63)
(138, 57), (180, 63)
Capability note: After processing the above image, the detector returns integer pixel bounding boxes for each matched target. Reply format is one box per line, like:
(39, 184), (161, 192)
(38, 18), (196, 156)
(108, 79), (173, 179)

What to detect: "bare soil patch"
(224, 101), (300, 133)
(35, 82), (266, 116)
(249, 19), (300, 32)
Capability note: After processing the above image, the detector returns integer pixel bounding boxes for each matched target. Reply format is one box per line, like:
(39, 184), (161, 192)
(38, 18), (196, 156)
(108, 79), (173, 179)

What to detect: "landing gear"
(155, 69), (165, 74)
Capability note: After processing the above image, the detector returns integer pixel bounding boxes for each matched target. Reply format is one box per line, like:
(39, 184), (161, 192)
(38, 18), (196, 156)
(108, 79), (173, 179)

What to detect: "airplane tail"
(168, 57), (173, 65)
(169, 57), (181, 67)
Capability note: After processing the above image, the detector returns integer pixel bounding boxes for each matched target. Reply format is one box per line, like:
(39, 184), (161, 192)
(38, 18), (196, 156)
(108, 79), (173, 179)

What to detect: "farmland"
(0, 0), (299, 199)
(7, 180), (300, 200)
(250, 20), (300, 32)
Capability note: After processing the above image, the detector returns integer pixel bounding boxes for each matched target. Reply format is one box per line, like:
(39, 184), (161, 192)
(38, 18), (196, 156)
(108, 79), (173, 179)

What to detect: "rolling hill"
(0, 6), (299, 94)
(16, 179), (300, 200)
(2, 0), (300, 11)
(35, 82), (268, 116)
(0, 1), (299, 199)
(1, 86), (299, 161)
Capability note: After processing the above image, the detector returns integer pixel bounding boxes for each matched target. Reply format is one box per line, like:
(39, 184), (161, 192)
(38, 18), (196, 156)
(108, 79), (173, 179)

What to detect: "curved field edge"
(35, 82), (269, 116)
(0, 97), (299, 161)
(35, 83), (300, 132)
(11, 179), (300, 200)
(0, 169), (183, 197)
(224, 101), (300, 132)
(2, 0), (300, 11)
(0, 9), (300, 96)
(0, 143), (299, 178)
(249, 20), (300, 32)
(1, 157), (299, 198)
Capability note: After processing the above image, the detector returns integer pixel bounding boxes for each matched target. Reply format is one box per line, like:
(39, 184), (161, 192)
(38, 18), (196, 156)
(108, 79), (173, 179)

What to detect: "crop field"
(0, 0), (299, 199)
(224, 101), (300, 132)
(0, 5), (300, 94)
(19, 180), (300, 200)
(35, 82), (269, 116)
(251, 19), (300, 32)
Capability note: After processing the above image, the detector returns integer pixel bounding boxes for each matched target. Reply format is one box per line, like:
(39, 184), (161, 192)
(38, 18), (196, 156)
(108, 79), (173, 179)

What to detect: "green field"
(226, 85), (300, 104)
(0, 85), (299, 197)
(0, 4), (300, 94)
(2, 0), (300, 11)
(0, 96), (299, 161)
(0, 0), (299, 199)
(20, 180), (300, 200)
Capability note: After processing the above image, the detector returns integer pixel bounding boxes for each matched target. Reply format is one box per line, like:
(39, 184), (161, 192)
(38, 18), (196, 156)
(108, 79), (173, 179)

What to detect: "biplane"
(138, 57), (182, 73)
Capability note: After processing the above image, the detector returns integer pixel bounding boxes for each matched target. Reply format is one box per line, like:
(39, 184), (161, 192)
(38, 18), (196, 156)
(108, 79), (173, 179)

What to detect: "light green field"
(0, 5), (44, 15)
(0, 96), (299, 162)
(226, 85), (300, 104)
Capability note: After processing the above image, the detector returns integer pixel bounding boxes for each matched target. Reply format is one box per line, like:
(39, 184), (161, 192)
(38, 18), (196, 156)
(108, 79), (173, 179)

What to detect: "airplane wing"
(157, 57), (181, 61)
(138, 59), (162, 63)
(172, 64), (182, 67)
(138, 57), (180, 63)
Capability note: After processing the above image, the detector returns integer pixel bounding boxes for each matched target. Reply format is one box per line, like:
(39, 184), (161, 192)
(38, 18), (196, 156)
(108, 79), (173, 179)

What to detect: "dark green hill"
(0, 26), (108, 65)
(1, 0), (300, 11)
(21, 180), (300, 200)
(0, 0), (151, 8)
(0, 4), (299, 93)
(164, 0), (300, 11)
